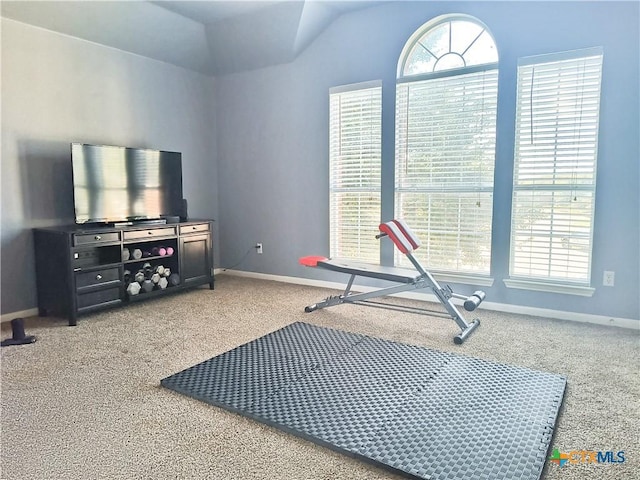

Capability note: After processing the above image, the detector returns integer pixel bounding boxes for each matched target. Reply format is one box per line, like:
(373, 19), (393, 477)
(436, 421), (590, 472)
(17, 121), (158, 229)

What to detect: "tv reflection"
(72, 144), (181, 224)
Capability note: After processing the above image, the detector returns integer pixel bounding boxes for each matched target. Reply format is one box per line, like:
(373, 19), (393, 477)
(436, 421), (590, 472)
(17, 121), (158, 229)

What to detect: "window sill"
(432, 272), (494, 287)
(504, 278), (595, 297)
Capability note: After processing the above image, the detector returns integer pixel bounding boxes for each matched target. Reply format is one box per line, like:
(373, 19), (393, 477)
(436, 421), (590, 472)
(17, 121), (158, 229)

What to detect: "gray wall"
(2, 2), (638, 323)
(214, 1), (639, 321)
(1, 18), (219, 314)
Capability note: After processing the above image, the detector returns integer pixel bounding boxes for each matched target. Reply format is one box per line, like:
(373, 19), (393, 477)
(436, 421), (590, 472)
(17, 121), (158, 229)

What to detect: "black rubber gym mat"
(161, 322), (566, 480)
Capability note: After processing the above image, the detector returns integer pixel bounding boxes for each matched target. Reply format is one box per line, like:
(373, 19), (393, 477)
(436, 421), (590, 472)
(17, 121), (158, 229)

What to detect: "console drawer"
(76, 267), (121, 290)
(76, 286), (121, 310)
(179, 223), (210, 235)
(123, 227), (177, 241)
(74, 231), (121, 246)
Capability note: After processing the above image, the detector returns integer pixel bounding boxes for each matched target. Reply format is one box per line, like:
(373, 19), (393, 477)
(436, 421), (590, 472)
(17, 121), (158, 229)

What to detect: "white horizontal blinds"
(329, 82), (382, 262)
(511, 49), (603, 283)
(395, 69), (498, 273)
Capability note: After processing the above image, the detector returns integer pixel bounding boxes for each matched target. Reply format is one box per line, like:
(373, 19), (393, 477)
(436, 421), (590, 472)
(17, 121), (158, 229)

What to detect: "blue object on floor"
(161, 322), (566, 480)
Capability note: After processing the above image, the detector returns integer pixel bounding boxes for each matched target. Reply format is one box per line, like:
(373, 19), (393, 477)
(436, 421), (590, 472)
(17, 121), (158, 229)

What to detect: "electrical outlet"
(256, 243), (263, 254)
(603, 270), (615, 287)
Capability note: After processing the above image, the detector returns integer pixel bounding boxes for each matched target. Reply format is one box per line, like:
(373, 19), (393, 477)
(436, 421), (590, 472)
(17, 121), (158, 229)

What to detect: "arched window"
(399, 16), (498, 77)
(395, 15), (498, 276)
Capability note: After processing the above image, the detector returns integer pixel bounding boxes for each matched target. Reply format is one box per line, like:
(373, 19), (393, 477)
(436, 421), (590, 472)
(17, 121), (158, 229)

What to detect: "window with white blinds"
(395, 15), (498, 275)
(329, 81), (382, 262)
(510, 48), (603, 284)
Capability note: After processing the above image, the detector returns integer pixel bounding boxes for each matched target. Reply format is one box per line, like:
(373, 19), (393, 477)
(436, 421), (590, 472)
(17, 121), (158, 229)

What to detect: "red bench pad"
(299, 255), (329, 267)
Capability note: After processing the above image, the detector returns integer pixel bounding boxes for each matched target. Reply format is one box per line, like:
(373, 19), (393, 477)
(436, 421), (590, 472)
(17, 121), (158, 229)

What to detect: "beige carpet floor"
(1, 274), (638, 480)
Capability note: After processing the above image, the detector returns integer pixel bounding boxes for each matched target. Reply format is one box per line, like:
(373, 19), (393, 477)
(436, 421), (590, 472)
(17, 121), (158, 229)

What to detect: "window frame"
(329, 80), (383, 262)
(397, 14), (499, 81)
(394, 14), (499, 279)
(505, 47), (604, 296)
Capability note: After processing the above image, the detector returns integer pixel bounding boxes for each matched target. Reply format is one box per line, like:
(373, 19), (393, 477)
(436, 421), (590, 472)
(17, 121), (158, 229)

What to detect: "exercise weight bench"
(299, 219), (484, 344)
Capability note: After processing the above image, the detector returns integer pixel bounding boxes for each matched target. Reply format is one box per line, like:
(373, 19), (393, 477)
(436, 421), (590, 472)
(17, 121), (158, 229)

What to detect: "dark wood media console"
(34, 220), (214, 326)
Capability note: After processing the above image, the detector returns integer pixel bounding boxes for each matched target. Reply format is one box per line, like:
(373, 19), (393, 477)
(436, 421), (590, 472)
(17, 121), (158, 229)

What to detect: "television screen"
(71, 143), (183, 224)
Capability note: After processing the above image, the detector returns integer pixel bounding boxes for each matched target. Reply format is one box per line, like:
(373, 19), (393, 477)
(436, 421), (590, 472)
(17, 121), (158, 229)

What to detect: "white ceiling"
(151, 1), (285, 23)
(1, 1), (385, 75)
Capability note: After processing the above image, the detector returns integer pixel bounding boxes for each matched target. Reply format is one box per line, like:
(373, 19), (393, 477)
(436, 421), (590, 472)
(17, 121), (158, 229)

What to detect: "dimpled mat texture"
(161, 322), (567, 480)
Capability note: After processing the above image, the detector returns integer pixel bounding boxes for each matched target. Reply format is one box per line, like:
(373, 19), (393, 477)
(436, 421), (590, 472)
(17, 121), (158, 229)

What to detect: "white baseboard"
(1, 308), (39, 324)
(220, 270), (640, 331)
(4, 272), (637, 331)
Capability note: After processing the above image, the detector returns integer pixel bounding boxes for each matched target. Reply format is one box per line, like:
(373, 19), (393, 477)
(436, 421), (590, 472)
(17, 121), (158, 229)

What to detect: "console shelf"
(124, 254), (175, 264)
(34, 220), (214, 326)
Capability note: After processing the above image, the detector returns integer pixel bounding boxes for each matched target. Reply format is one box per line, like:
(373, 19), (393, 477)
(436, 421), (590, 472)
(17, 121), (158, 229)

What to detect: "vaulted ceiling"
(1, 1), (384, 75)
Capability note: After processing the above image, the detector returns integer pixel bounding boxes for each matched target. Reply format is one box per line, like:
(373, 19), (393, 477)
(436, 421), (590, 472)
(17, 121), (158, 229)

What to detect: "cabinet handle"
(95, 235), (101, 240)
(193, 226), (196, 230)
(148, 231), (153, 235)
(96, 274), (103, 280)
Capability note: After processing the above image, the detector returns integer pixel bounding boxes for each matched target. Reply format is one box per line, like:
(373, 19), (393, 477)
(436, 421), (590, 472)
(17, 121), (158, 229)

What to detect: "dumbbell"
(127, 282), (141, 296)
(142, 263), (153, 278)
(141, 279), (154, 293)
(123, 270), (131, 284)
(162, 268), (171, 278)
(168, 273), (180, 287)
(158, 277), (168, 290)
(134, 271), (145, 283)
(156, 265), (165, 276)
(151, 273), (161, 284)
(151, 246), (168, 257)
(132, 248), (143, 260)
(122, 248), (130, 261)
(165, 247), (174, 256)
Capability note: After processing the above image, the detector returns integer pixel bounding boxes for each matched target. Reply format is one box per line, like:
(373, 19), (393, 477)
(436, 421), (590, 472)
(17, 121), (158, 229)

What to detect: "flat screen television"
(71, 143), (183, 225)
